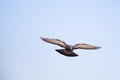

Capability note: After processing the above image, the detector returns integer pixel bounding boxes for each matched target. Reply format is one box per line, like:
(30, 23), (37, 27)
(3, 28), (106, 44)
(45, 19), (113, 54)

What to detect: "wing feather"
(73, 43), (101, 50)
(40, 37), (66, 47)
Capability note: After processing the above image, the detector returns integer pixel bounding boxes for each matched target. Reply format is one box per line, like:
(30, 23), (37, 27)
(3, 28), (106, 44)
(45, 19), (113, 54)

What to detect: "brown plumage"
(40, 37), (101, 57)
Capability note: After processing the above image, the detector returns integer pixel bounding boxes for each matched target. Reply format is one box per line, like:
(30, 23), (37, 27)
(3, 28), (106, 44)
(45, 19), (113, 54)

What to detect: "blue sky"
(1, 0), (120, 80)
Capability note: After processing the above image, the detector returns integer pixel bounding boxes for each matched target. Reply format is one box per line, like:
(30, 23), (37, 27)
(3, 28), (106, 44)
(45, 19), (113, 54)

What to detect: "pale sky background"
(1, 0), (120, 80)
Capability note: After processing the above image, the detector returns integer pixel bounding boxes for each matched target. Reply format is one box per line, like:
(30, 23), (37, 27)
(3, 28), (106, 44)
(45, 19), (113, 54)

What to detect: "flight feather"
(73, 43), (101, 50)
(40, 37), (66, 47)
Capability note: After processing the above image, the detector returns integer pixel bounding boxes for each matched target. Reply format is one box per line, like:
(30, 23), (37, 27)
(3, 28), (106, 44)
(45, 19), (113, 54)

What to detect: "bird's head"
(65, 45), (73, 51)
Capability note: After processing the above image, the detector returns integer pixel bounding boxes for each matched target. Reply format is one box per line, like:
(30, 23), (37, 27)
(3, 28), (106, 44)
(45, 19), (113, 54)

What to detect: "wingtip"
(96, 46), (101, 49)
(40, 37), (44, 39)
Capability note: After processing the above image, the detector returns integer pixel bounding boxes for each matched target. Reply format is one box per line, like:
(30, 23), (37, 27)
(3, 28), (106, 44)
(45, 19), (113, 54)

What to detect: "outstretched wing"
(73, 43), (101, 50)
(40, 37), (66, 47)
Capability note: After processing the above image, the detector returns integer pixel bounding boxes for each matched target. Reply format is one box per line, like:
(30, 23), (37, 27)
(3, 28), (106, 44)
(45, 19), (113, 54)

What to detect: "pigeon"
(40, 37), (101, 57)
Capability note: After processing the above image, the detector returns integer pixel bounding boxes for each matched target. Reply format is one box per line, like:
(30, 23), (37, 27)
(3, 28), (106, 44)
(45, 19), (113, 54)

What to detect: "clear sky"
(1, 0), (120, 80)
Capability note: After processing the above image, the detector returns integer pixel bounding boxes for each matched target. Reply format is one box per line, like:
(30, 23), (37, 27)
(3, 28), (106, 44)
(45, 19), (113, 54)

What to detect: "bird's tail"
(55, 49), (78, 57)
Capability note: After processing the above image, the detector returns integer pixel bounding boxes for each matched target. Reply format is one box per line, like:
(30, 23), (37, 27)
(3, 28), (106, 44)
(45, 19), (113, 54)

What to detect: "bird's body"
(40, 37), (101, 57)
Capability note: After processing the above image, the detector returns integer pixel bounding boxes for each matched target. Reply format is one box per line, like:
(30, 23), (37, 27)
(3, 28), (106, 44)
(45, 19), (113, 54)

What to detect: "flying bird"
(40, 37), (101, 57)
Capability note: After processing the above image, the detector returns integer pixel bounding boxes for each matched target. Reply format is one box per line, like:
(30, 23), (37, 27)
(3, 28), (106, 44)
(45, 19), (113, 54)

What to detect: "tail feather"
(55, 49), (78, 57)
